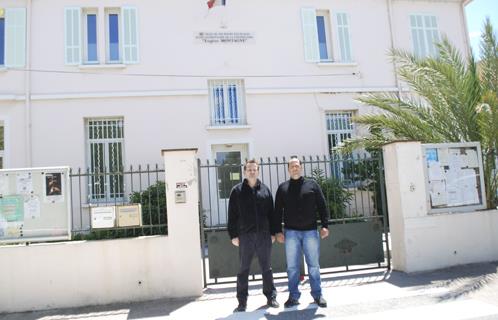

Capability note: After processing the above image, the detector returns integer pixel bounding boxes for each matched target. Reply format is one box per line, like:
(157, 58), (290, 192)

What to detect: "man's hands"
(271, 235), (275, 243)
(320, 227), (329, 239)
(276, 232), (285, 243)
(231, 237), (239, 246)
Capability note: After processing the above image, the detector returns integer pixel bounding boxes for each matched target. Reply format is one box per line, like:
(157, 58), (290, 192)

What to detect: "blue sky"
(465, 0), (498, 58)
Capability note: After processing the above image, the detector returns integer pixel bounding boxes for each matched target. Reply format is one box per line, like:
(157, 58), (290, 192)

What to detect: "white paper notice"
(0, 174), (8, 195)
(460, 169), (479, 205)
(449, 149), (462, 169)
(25, 196), (41, 219)
(447, 186), (463, 206)
(438, 148), (449, 165)
(430, 180), (447, 207)
(16, 173), (33, 195)
(464, 150), (479, 168)
(428, 162), (444, 180)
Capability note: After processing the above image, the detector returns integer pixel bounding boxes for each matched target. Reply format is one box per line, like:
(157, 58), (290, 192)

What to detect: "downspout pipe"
(25, 0), (32, 166)
(386, 0), (402, 97)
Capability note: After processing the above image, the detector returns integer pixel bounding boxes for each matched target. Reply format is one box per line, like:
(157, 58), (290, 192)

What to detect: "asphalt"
(2, 261), (498, 320)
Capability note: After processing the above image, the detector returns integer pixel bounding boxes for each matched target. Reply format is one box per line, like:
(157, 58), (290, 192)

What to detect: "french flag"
(207, 0), (226, 9)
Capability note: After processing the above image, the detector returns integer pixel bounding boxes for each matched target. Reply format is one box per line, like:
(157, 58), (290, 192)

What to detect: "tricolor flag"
(207, 0), (226, 9)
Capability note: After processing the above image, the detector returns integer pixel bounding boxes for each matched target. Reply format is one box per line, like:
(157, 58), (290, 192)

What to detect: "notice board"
(0, 167), (71, 244)
(422, 142), (487, 214)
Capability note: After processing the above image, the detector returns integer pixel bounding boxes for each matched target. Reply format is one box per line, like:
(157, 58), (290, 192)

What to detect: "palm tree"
(342, 20), (498, 209)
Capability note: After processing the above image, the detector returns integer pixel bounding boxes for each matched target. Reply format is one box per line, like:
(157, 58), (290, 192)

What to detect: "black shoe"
(284, 298), (300, 308)
(233, 303), (246, 312)
(314, 296), (327, 308)
(267, 297), (280, 308)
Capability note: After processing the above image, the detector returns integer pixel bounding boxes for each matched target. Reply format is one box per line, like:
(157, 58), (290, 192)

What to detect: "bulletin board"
(0, 167), (72, 244)
(422, 142), (487, 214)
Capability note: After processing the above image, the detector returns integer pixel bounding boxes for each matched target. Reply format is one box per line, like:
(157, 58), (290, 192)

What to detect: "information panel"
(0, 167), (71, 244)
(422, 142), (487, 214)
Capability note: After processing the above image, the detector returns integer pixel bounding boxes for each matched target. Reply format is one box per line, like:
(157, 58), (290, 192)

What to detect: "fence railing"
(198, 153), (388, 230)
(69, 164), (167, 240)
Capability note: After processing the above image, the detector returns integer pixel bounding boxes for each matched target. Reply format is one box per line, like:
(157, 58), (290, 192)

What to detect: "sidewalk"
(2, 261), (498, 320)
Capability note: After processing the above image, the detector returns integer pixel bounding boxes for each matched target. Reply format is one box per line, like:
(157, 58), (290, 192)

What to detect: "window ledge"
(317, 62), (358, 67)
(79, 64), (126, 70)
(0, 66), (7, 72)
(206, 124), (251, 130)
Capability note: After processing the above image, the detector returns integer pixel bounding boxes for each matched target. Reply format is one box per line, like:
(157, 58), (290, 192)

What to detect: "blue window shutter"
(64, 7), (81, 65)
(5, 8), (26, 68)
(335, 12), (352, 62)
(121, 7), (139, 64)
(301, 8), (319, 63)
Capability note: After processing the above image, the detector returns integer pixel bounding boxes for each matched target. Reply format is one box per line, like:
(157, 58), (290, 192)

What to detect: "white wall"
(0, 149), (203, 313)
(383, 141), (498, 273)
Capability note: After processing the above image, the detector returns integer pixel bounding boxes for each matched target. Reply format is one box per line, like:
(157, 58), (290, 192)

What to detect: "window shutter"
(301, 8), (319, 63)
(335, 12), (352, 62)
(64, 7), (81, 65)
(5, 8), (26, 68)
(122, 7), (139, 64)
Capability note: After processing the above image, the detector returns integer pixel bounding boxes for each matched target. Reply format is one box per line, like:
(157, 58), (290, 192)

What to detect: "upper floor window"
(0, 7), (26, 67)
(86, 118), (125, 202)
(301, 8), (352, 63)
(208, 80), (246, 126)
(64, 7), (139, 66)
(410, 14), (439, 58)
(0, 122), (4, 169)
(83, 9), (98, 64)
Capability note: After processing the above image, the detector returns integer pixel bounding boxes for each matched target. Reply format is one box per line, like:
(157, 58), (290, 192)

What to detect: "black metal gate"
(198, 154), (390, 287)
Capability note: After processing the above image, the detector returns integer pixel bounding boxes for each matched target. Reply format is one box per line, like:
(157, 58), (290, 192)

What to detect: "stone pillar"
(162, 148), (203, 296)
(382, 141), (427, 272)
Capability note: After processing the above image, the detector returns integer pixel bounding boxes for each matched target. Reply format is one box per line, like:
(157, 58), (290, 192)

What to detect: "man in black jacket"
(273, 157), (329, 308)
(228, 159), (278, 312)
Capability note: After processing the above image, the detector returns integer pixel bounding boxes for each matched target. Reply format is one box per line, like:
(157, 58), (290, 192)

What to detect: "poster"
(0, 173), (9, 195)
(0, 196), (24, 222)
(44, 172), (64, 203)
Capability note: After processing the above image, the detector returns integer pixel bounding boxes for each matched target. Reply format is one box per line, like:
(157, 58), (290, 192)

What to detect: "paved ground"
(2, 261), (498, 320)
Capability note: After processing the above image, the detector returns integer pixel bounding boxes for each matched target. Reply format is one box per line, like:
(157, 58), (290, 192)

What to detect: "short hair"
(288, 156), (301, 168)
(243, 159), (259, 171)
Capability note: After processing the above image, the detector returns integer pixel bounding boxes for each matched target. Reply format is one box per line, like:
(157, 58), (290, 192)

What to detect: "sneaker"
(233, 303), (246, 312)
(284, 298), (300, 308)
(267, 297), (280, 308)
(314, 296), (327, 308)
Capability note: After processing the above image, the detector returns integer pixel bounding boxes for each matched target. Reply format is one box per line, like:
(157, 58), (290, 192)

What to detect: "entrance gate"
(197, 155), (390, 287)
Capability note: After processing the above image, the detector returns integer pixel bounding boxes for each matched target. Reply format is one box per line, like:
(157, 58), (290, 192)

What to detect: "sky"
(464, 0), (498, 58)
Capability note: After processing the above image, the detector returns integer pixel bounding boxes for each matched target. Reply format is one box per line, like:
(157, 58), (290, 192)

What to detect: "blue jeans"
(285, 229), (322, 300)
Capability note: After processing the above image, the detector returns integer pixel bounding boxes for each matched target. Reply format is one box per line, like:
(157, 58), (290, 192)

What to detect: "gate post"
(382, 141), (427, 272)
(162, 148), (203, 296)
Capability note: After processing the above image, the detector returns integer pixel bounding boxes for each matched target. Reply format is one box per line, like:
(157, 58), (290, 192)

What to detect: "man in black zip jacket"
(228, 159), (279, 312)
(273, 157), (329, 308)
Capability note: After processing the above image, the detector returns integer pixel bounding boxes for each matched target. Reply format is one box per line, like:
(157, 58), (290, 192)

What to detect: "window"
(326, 112), (354, 153)
(0, 8), (26, 67)
(208, 80), (246, 126)
(0, 122), (4, 169)
(410, 14), (439, 58)
(316, 11), (332, 61)
(64, 7), (138, 65)
(86, 118), (124, 202)
(0, 15), (4, 65)
(326, 112), (354, 180)
(301, 8), (352, 63)
(106, 9), (120, 63)
(83, 9), (98, 64)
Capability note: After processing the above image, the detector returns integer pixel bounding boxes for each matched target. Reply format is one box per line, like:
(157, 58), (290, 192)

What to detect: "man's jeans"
(284, 229), (321, 300)
(237, 231), (276, 304)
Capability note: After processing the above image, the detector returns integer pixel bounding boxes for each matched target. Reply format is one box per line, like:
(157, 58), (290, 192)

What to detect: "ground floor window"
(85, 118), (124, 202)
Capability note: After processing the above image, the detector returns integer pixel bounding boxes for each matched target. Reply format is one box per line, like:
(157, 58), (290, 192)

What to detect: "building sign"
(195, 32), (255, 44)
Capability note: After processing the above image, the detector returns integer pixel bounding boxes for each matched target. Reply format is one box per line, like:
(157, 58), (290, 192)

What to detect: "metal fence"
(69, 164), (167, 239)
(198, 153), (388, 229)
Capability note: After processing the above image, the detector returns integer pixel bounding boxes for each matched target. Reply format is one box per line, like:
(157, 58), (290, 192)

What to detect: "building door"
(210, 143), (248, 226)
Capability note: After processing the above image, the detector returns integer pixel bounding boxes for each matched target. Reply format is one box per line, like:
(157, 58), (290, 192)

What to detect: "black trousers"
(237, 231), (276, 304)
